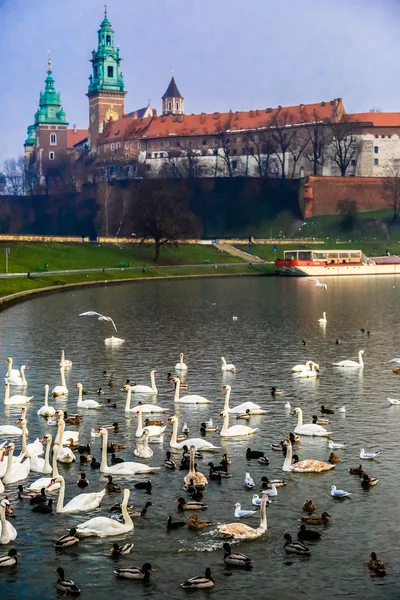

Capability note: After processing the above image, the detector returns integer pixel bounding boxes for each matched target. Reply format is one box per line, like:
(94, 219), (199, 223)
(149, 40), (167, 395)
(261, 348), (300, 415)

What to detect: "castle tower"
(162, 75), (184, 115)
(87, 5), (126, 151)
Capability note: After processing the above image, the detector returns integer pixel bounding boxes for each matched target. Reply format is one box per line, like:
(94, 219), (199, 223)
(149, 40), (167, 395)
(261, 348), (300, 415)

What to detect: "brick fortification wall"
(303, 177), (388, 217)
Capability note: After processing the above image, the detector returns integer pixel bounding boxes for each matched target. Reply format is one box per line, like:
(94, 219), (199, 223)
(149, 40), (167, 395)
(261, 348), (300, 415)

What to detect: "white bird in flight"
(79, 311), (118, 332)
(309, 278), (328, 290)
(385, 358), (400, 364)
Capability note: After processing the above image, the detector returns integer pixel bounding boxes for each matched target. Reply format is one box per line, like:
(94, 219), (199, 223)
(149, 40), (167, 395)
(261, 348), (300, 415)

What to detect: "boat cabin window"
(298, 251), (312, 261)
(312, 252), (327, 260)
(284, 251), (298, 260)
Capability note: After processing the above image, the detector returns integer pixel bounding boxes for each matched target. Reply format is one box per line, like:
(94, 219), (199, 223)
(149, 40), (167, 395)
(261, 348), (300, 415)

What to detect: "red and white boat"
(275, 249), (400, 276)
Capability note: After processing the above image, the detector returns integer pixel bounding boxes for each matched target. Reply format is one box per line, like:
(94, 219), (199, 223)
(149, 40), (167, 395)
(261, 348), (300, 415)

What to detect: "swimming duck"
(54, 567), (81, 595)
(0, 549), (20, 567)
(222, 543), (253, 569)
(98, 388), (105, 396)
(76, 473), (89, 489)
(63, 412), (82, 425)
(246, 448), (267, 460)
(236, 410), (251, 421)
(114, 563), (155, 582)
(271, 441), (285, 452)
(258, 455), (270, 465)
(260, 477), (286, 489)
(187, 514), (212, 530)
(219, 454), (231, 472)
(283, 533), (311, 555)
(361, 474), (378, 487)
(301, 512), (331, 525)
(183, 479), (204, 500)
(298, 524), (321, 541)
(144, 418), (164, 427)
(134, 480), (152, 492)
(107, 400), (117, 409)
(177, 497), (207, 511)
(107, 442), (126, 452)
(200, 421), (218, 433)
(17, 485), (37, 500)
(164, 451), (176, 470)
(109, 542), (133, 557)
(329, 452), (341, 464)
(302, 500), (317, 513)
(79, 453), (93, 464)
(111, 454), (124, 465)
(368, 552), (386, 576)
(108, 379), (114, 388)
(32, 499), (53, 514)
(167, 516), (185, 530)
(348, 464), (365, 475)
(131, 502), (153, 518)
(100, 423), (119, 431)
(54, 528), (79, 549)
(29, 488), (47, 505)
(312, 415), (330, 425)
(321, 405), (334, 415)
(104, 475), (121, 493)
(271, 387), (284, 396)
(90, 457), (100, 470)
(181, 567), (214, 589)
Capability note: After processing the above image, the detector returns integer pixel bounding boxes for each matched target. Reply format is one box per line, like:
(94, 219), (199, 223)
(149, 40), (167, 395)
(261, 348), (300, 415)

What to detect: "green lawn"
(0, 242), (243, 274)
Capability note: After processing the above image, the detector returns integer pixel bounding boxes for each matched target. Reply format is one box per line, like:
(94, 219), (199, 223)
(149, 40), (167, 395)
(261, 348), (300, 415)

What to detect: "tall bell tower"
(87, 5), (126, 152)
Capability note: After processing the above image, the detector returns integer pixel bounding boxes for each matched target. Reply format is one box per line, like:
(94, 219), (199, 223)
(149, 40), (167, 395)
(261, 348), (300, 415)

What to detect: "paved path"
(213, 243), (265, 262)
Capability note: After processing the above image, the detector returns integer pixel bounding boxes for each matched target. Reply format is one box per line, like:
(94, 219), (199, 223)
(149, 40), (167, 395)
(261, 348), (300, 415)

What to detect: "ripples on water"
(0, 276), (400, 598)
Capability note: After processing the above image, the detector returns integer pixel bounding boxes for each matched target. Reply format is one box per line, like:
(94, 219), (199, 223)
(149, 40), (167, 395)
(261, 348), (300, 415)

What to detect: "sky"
(1, 0), (400, 163)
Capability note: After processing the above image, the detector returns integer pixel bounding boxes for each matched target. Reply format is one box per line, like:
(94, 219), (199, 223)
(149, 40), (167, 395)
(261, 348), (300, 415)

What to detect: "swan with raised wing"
(76, 383), (100, 409)
(173, 377), (210, 404)
(332, 350), (365, 368)
(28, 444), (61, 491)
(221, 385), (265, 414)
(60, 350), (72, 370)
(5, 365), (28, 388)
(167, 416), (219, 451)
(283, 439), (334, 473)
(37, 385), (56, 416)
(4, 382), (32, 406)
(99, 427), (159, 474)
(48, 474), (106, 513)
(135, 408), (166, 438)
(131, 370), (158, 394)
(52, 367), (68, 397)
(221, 357), (236, 373)
(293, 407), (331, 436)
(217, 493), (268, 540)
(219, 411), (258, 437)
(76, 488), (133, 537)
(175, 353), (188, 371)
(0, 500), (17, 544)
(3, 443), (30, 484)
(124, 385), (167, 413)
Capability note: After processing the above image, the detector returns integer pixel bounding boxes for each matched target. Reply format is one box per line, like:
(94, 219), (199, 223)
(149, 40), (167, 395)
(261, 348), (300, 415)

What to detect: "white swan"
(283, 439), (334, 472)
(134, 429), (153, 458)
(175, 353), (187, 371)
(52, 367), (69, 397)
(76, 383), (100, 409)
(4, 382), (33, 406)
(292, 360), (314, 373)
(36, 384), (56, 417)
(3, 443), (30, 484)
(18, 417), (44, 458)
(54, 412), (76, 463)
(60, 350), (72, 369)
(221, 385), (265, 414)
(0, 423), (24, 436)
(173, 377), (210, 404)
(293, 407), (331, 437)
(48, 474), (106, 513)
(131, 370), (158, 394)
(332, 350), (365, 368)
(217, 493), (268, 540)
(0, 500), (17, 544)
(5, 358), (20, 379)
(135, 408), (166, 438)
(219, 411), (258, 437)
(30, 434), (53, 474)
(318, 312), (327, 324)
(167, 415), (219, 451)
(76, 488), (133, 537)
(104, 335), (125, 344)
(28, 444), (61, 491)
(124, 385), (167, 413)
(221, 357), (236, 373)
(5, 364), (28, 388)
(99, 428), (159, 474)
(296, 362), (319, 378)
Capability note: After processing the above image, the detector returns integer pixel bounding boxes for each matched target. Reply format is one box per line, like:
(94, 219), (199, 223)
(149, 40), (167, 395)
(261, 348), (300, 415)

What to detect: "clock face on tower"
(105, 107), (119, 122)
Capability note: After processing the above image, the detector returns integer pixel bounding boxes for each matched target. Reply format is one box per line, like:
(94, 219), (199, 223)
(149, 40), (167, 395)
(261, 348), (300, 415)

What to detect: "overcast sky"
(1, 0), (400, 163)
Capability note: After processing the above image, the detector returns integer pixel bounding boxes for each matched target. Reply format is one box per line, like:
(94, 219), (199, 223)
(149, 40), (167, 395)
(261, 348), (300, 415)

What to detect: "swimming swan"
(293, 407), (331, 436)
(296, 362), (319, 379)
(28, 444), (61, 491)
(173, 377), (210, 404)
(37, 385), (56, 416)
(283, 439), (334, 473)
(175, 353), (188, 371)
(5, 358), (20, 380)
(131, 370), (158, 394)
(221, 357), (236, 373)
(135, 408), (166, 438)
(76, 488), (133, 537)
(52, 367), (68, 397)
(217, 493), (268, 540)
(4, 382), (32, 406)
(332, 350), (365, 368)
(99, 427), (159, 474)
(167, 416), (219, 451)
(219, 410), (258, 437)
(48, 474), (106, 513)
(60, 350), (72, 369)
(124, 385), (166, 413)
(3, 443), (30, 484)
(318, 312), (327, 324)
(0, 500), (17, 544)
(76, 383), (100, 409)
(133, 429), (153, 458)
(292, 360), (314, 373)
(221, 385), (265, 414)
(5, 364), (28, 388)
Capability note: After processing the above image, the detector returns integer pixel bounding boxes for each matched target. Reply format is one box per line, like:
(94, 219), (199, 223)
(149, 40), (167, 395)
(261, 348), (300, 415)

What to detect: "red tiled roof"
(66, 129), (88, 148)
(350, 113), (400, 127)
(98, 99), (344, 144)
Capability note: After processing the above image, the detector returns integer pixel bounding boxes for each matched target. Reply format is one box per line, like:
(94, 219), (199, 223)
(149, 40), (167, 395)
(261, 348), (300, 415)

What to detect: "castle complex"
(24, 7), (400, 185)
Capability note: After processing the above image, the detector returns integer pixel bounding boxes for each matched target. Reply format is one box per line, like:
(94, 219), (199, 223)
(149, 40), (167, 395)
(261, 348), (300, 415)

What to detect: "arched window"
(50, 133), (57, 145)
(176, 102), (179, 111)
(49, 151), (55, 160)
(168, 102), (172, 111)
(106, 35), (111, 46)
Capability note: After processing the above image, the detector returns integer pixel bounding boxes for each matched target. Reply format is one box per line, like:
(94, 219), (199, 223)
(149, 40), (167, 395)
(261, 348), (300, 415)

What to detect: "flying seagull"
(79, 311), (118, 332)
(308, 279), (328, 291)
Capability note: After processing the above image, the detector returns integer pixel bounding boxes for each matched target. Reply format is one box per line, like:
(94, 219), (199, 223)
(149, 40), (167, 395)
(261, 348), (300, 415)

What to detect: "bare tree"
(128, 181), (202, 261)
(303, 111), (331, 176)
(96, 181), (115, 237)
(0, 157), (25, 195)
(245, 127), (278, 178)
(269, 110), (301, 180)
(329, 115), (360, 176)
(383, 159), (400, 222)
(161, 146), (209, 179)
(214, 124), (237, 177)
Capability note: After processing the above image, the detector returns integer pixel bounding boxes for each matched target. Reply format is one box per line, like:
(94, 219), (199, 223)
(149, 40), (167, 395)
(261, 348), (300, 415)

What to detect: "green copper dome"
(24, 124), (36, 146)
(88, 7), (124, 93)
(34, 57), (68, 125)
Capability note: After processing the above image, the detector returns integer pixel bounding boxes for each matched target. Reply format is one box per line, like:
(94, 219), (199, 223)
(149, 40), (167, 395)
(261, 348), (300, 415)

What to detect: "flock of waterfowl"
(0, 304), (394, 595)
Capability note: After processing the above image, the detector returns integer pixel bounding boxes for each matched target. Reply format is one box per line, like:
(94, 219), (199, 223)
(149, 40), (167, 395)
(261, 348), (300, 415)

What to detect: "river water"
(0, 276), (400, 599)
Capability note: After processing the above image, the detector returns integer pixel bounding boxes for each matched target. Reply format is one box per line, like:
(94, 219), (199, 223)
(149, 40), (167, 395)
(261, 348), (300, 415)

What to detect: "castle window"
(225, 138), (230, 144)
(202, 139), (207, 145)
(175, 141), (181, 147)
(374, 146), (379, 154)
(125, 153), (129, 158)
(106, 35), (111, 46)
(111, 143), (114, 150)
(242, 147), (247, 155)
(160, 141), (164, 147)
(147, 153), (151, 159)
(131, 144), (134, 149)
(50, 133), (57, 145)
(201, 150), (206, 156)
(116, 142), (120, 149)
(351, 159), (356, 166)
(154, 153), (158, 158)
(125, 143), (129, 149)
(374, 158), (379, 166)
(168, 102), (172, 111)
(94, 66), (98, 78)
(176, 103), (179, 111)
(49, 151), (55, 160)
(107, 66), (114, 78)
(232, 160), (237, 170)
(213, 149), (218, 156)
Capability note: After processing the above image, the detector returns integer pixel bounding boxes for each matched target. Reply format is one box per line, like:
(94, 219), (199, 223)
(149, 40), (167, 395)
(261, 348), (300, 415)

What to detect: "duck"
(29, 488), (47, 505)
(134, 429), (153, 459)
(329, 452), (341, 464)
(17, 485), (37, 500)
(134, 480), (152, 492)
(36, 384), (56, 416)
(0, 549), (20, 568)
(222, 543), (253, 569)
(260, 477), (286, 489)
(368, 552), (387, 577)
(298, 524), (321, 541)
(181, 567), (214, 589)
(90, 457), (100, 469)
(144, 417), (164, 427)
(4, 381), (33, 406)
(76, 383), (100, 409)
(208, 462), (230, 478)
(64, 412), (82, 425)
(48, 475), (106, 513)
(200, 420), (218, 433)
(114, 562), (155, 582)
(246, 448), (266, 460)
(77, 473), (89, 489)
(109, 542), (133, 557)
(104, 475), (121, 493)
(283, 533), (311, 555)
(321, 405), (334, 414)
(164, 451), (176, 470)
(217, 493), (268, 540)
(52, 367), (68, 397)
(302, 512), (331, 525)
(333, 349), (365, 368)
(173, 377), (209, 404)
(312, 415), (330, 425)
(318, 312), (327, 324)
(32, 499), (53, 514)
(167, 416), (219, 451)
(293, 407), (331, 437)
(283, 439), (334, 473)
(54, 567), (81, 596)
(177, 497), (207, 511)
(54, 528), (79, 549)
(184, 446), (208, 488)
(221, 357), (236, 372)
(167, 516), (185, 530)
(107, 442), (126, 452)
(361, 474), (379, 487)
(76, 488), (133, 537)
(236, 410), (251, 421)
(98, 388), (105, 395)
(271, 441), (285, 452)
(271, 387), (284, 396)
(219, 410), (258, 437)
(175, 352), (188, 371)
(6, 364), (29, 388)
(111, 453), (124, 465)
(220, 454), (231, 472)
(221, 384), (265, 414)
(187, 514), (212, 530)
(348, 465), (365, 475)
(98, 428), (159, 475)
(302, 500), (317, 513)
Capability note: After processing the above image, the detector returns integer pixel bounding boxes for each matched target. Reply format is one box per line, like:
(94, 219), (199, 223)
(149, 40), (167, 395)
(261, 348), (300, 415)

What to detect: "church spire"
(34, 55), (67, 125)
(162, 74), (184, 115)
(88, 7), (124, 93)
